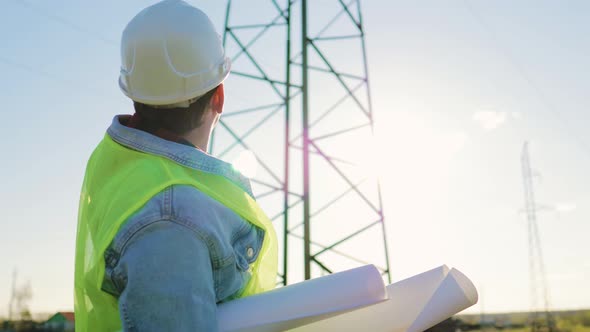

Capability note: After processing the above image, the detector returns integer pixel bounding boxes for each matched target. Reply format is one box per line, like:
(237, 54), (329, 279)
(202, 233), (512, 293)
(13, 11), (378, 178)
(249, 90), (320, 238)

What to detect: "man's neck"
(183, 126), (212, 153)
(123, 114), (208, 151)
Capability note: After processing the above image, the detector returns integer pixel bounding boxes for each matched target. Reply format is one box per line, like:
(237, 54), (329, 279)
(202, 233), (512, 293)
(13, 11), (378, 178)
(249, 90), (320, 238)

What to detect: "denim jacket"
(100, 116), (265, 331)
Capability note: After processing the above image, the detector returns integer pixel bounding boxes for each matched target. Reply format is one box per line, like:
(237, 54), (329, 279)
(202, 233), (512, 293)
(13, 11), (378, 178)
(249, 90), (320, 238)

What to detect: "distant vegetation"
(426, 309), (590, 332)
(2, 309), (589, 332)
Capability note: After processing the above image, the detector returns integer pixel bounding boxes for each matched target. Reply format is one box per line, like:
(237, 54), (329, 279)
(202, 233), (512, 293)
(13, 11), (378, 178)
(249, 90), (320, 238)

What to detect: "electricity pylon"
(215, 0), (391, 285)
(521, 142), (557, 332)
(8, 269), (16, 321)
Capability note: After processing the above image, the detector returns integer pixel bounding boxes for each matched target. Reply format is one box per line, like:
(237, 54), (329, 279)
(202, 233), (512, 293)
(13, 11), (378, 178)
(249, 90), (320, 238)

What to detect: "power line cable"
(463, 0), (590, 160)
(2, 1), (122, 100)
(0, 55), (117, 102)
(10, 0), (118, 46)
(0, 56), (57, 81)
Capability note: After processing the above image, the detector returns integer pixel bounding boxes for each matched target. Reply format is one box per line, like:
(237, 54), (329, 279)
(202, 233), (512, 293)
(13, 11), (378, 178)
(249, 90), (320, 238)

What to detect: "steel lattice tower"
(521, 142), (557, 332)
(214, 0), (391, 285)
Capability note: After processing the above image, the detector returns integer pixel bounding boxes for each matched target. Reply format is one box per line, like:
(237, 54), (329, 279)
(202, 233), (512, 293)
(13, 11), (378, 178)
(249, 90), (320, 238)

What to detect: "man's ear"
(210, 84), (225, 115)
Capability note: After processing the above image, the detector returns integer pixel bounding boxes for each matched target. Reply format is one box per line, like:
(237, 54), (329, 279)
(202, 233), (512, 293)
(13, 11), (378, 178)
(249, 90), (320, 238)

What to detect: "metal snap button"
(246, 247), (254, 259)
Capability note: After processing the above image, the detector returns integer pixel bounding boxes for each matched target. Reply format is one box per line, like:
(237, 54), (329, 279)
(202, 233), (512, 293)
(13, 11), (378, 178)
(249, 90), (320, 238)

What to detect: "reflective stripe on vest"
(74, 134), (278, 331)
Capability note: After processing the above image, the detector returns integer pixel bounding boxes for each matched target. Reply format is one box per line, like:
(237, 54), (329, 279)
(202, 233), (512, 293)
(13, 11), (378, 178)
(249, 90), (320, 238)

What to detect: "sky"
(1, 0), (589, 318)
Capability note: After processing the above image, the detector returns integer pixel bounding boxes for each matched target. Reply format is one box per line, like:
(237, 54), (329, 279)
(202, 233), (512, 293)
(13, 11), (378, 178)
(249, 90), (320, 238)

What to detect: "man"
(74, 1), (278, 331)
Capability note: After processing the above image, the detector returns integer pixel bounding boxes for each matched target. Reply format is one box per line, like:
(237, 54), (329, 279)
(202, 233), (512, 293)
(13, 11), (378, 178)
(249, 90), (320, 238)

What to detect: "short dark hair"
(133, 86), (218, 135)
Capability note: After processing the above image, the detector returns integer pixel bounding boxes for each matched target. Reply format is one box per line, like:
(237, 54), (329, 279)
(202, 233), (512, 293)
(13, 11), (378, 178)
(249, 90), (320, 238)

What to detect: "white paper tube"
(290, 265), (451, 332)
(217, 264), (387, 332)
(406, 268), (478, 332)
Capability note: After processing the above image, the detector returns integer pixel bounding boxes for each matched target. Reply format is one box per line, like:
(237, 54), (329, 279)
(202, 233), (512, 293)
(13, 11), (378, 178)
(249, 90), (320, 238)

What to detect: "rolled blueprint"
(217, 264), (388, 332)
(290, 265), (453, 332)
(217, 264), (478, 332)
(406, 268), (478, 332)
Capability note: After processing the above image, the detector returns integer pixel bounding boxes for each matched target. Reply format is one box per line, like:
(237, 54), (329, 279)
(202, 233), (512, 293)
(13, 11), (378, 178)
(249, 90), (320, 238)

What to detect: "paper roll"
(216, 264), (478, 332)
(217, 264), (388, 332)
(289, 265), (451, 332)
(406, 268), (478, 332)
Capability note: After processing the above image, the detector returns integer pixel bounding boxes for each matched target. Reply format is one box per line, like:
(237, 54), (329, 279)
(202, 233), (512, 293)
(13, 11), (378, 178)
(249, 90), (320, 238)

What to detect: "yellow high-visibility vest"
(74, 134), (278, 331)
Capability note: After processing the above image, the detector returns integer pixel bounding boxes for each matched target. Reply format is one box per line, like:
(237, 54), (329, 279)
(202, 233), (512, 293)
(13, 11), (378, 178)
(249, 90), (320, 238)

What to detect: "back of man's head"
(119, 0), (231, 134)
(132, 87), (218, 136)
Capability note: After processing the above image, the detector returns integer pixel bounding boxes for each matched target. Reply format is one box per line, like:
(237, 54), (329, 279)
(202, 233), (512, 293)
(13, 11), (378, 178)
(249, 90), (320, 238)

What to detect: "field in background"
(425, 309), (590, 332)
(2, 309), (590, 332)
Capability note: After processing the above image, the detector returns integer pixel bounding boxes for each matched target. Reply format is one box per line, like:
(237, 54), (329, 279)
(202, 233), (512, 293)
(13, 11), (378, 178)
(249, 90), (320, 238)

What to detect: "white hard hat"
(119, 0), (231, 107)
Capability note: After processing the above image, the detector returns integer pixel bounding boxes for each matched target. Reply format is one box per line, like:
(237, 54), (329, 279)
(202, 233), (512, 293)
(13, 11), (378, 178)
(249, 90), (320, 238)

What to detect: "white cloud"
(472, 111), (507, 131)
(547, 271), (585, 281)
(555, 202), (576, 213)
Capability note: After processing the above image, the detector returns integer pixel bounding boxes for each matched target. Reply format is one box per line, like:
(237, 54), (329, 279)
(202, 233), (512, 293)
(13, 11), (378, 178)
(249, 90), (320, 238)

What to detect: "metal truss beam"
(219, 0), (391, 286)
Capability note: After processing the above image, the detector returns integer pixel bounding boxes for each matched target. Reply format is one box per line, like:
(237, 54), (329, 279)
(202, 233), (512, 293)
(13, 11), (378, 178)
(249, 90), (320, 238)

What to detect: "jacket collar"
(107, 115), (254, 198)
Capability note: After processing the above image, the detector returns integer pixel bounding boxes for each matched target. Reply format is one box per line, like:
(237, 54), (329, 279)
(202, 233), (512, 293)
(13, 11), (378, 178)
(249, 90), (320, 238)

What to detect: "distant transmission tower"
(216, 0), (391, 285)
(521, 142), (557, 332)
(8, 268), (16, 321)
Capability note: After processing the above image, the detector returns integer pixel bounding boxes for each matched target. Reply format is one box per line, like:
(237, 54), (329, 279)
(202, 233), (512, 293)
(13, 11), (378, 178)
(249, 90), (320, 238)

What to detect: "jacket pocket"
(233, 223), (265, 272)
